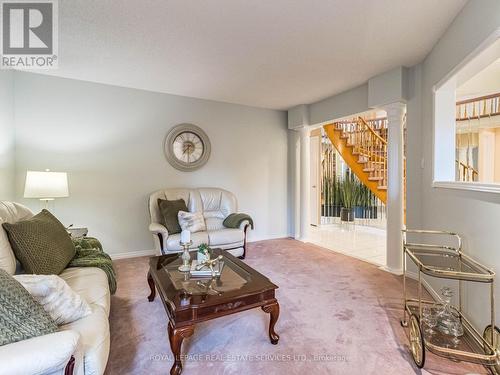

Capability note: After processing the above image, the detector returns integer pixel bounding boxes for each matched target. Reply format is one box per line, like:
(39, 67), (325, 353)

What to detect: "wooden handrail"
(456, 92), (500, 105)
(456, 92), (500, 121)
(358, 117), (387, 145)
(455, 159), (478, 182)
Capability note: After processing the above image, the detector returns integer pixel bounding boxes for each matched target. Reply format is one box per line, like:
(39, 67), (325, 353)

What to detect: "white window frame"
(432, 29), (500, 194)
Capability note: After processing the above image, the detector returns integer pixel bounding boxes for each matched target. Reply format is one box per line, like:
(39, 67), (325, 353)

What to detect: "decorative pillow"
(0, 218), (16, 275)
(14, 274), (92, 325)
(158, 198), (188, 234)
(0, 268), (57, 346)
(2, 209), (76, 275)
(178, 211), (206, 233)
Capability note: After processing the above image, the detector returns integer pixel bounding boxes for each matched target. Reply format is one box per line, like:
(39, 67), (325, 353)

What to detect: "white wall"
(0, 71), (15, 200)
(309, 83), (369, 125)
(13, 72), (289, 256)
(418, 0), (500, 328)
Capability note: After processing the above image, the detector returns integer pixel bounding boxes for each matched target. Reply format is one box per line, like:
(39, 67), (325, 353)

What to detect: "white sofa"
(0, 201), (110, 375)
(148, 188), (251, 258)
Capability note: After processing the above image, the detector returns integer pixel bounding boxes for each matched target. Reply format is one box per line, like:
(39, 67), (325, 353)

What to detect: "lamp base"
(39, 198), (54, 210)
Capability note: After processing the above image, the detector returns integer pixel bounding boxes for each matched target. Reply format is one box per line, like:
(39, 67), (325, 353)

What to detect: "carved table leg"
(168, 322), (194, 375)
(262, 301), (280, 344)
(147, 271), (156, 302)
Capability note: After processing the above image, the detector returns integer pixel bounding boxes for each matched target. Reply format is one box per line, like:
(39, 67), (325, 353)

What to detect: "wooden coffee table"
(147, 249), (280, 375)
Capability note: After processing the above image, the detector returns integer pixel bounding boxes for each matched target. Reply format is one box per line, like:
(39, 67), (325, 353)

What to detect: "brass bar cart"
(401, 229), (500, 373)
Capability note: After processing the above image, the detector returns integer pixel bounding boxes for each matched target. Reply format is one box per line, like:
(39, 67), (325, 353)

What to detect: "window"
(433, 34), (500, 193)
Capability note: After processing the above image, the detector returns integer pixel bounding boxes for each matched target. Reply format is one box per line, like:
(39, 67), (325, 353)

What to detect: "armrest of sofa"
(239, 220), (251, 231)
(149, 223), (169, 253)
(149, 222), (169, 238)
(0, 330), (80, 375)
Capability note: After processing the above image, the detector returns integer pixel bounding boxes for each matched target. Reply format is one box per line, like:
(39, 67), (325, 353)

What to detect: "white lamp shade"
(24, 171), (69, 199)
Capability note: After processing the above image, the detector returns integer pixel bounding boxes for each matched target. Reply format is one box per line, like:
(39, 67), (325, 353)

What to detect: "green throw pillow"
(157, 198), (188, 234)
(0, 268), (57, 346)
(2, 209), (76, 275)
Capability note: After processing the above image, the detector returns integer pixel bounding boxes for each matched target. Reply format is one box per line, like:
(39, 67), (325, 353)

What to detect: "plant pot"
(340, 207), (355, 222)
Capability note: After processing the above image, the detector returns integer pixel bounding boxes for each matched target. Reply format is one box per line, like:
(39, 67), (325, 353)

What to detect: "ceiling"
(37, 0), (466, 110)
(457, 58), (500, 100)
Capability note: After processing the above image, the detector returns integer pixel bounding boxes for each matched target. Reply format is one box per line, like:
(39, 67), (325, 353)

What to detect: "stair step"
(368, 177), (383, 181)
(363, 168), (375, 172)
(378, 186), (387, 190)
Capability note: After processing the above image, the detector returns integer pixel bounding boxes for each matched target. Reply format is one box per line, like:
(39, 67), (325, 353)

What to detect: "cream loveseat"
(148, 188), (251, 258)
(0, 202), (110, 375)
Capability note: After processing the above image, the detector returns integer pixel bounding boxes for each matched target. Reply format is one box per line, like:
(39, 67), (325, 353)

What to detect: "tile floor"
(308, 222), (387, 266)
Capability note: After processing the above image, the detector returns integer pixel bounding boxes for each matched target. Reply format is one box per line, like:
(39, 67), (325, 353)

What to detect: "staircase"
(323, 117), (388, 203)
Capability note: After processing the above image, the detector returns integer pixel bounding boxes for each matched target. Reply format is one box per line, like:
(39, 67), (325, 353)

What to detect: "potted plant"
(333, 178), (342, 217)
(197, 243), (210, 262)
(354, 178), (364, 219)
(322, 177), (343, 218)
(340, 174), (358, 222)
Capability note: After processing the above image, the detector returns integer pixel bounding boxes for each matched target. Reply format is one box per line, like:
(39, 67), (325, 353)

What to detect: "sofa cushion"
(0, 268), (57, 346)
(14, 274), (92, 325)
(207, 228), (244, 246)
(165, 231), (209, 252)
(59, 267), (111, 316)
(158, 198), (188, 235)
(2, 210), (75, 275)
(0, 202), (34, 275)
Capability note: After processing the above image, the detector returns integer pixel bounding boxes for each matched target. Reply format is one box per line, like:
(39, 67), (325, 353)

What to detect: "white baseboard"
(378, 265), (403, 276)
(110, 249), (157, 260)
(247, 233), (289, 242)
(109, 234), (289, 260)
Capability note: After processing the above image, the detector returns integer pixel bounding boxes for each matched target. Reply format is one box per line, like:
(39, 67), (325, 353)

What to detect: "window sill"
(433, 181), (500, 194)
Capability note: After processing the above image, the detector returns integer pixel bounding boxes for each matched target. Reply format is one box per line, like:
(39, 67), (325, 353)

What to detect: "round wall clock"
(164, 123), (211, 171)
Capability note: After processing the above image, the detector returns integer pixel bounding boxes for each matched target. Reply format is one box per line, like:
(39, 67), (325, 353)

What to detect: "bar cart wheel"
(409, 314), (425, 368)
(483, 325), (500, 375)
(400, 319), (408, 327)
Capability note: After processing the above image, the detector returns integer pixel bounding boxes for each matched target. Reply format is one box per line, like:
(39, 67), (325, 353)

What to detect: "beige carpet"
(104, 238), (487, 375)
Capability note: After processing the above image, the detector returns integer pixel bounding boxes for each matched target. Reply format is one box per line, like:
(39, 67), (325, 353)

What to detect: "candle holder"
(178, 240), (193, 272)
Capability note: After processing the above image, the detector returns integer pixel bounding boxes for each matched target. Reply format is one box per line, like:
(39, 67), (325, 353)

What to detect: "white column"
(385, 102), (406, 274)
(478, 128), (495, 182)
(298, 126), (310, 241)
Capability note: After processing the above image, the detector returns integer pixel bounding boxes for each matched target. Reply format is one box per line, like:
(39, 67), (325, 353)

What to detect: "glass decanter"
(436, 286), (463, 341)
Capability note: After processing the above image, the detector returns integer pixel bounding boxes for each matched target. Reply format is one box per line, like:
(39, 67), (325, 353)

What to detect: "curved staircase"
(323, 117), (388, 203)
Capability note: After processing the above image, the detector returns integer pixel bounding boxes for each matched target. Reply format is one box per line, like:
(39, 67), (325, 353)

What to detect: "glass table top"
(411, 251), (481, 273)
(162, 253), (250, 296)
(406, 246), (493, 281)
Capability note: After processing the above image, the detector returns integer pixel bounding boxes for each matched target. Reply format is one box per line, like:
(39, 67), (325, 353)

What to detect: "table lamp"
(24, 170), (69, 209)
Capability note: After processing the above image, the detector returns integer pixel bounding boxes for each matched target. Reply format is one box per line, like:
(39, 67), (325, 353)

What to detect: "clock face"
(164, 124), (211, 171)
(172, 131), (204, 164)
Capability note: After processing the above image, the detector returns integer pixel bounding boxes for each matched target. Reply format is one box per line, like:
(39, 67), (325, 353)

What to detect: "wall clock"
(164, 123), (211, 171)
